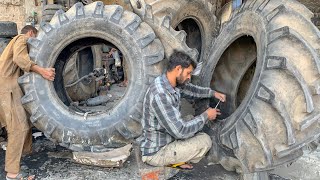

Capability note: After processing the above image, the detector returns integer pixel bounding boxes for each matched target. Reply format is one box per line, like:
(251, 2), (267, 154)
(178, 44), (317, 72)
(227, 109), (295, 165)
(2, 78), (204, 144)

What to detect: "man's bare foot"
(178, 163), (193, 169)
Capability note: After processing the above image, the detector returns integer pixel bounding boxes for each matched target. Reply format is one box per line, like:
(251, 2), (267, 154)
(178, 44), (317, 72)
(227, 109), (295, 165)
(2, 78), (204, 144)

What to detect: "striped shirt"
(140, 74), (214, 156)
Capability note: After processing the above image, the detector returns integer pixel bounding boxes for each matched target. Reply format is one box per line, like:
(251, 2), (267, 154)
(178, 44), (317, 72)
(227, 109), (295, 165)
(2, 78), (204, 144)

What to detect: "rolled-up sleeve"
(151, 93), (207, 139)
(12, 36), (35, 72)
(181, 83), (214, 99)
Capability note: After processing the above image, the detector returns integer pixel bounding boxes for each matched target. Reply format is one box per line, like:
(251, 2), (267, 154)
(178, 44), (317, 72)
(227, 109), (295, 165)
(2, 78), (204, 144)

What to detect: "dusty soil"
(0, 136), (239, 179)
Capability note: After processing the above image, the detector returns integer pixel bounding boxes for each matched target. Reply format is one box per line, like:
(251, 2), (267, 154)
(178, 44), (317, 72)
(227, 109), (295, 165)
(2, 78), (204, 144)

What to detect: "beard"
(176, 72), (190, 87)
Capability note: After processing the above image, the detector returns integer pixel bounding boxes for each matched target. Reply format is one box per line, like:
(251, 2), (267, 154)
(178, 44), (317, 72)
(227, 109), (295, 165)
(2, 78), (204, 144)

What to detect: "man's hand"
(41, 68), (55, 81)
(31, 65), (55, 81)
(214, 91), (226, 102)
(206, 108), (221, 121)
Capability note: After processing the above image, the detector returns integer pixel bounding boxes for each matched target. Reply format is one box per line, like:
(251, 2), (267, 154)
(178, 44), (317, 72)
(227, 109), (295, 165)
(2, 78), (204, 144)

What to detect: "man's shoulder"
(14, 35), (27, 44)
(149, 76), (167, 94)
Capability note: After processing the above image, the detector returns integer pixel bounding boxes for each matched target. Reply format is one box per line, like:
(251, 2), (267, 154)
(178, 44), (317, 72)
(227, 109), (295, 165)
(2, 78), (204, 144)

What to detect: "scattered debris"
(0, 141), (7, 150)
(72, 144), (132, 168)
(32, 132), (43, 139)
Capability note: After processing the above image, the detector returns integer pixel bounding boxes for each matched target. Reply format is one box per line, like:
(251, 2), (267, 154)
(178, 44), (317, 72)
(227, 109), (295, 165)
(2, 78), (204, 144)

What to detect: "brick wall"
(0, 0), (42, 32)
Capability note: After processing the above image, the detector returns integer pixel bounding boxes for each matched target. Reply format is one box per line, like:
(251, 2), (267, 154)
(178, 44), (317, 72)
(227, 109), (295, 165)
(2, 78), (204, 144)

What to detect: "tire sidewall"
(31, 18), (149, 138)
(199, 11), (267, 133)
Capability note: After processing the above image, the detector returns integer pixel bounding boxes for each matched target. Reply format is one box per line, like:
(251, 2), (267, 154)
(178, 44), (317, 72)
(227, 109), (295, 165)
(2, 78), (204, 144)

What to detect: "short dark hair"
(167, 51), (197, 72)
(21, 25), (38, 34)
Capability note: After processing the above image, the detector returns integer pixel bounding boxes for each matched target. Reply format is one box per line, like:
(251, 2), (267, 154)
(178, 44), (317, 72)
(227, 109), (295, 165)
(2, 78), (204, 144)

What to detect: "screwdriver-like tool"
(214, 99), (221, 109)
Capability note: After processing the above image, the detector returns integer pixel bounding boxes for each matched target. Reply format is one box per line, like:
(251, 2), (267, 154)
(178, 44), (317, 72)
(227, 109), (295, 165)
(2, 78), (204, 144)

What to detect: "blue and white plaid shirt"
(140, 74), (214, 156)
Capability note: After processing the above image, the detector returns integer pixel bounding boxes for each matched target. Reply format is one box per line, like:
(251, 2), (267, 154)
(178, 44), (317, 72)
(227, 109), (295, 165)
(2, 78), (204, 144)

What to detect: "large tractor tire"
(63, 46), (102, 101)
(198, 0), (320, 175)
(42, 4), (67, 23)
(19, 2), (164, 151)
(41, 6), (102, 102)
(130, 0), (199, 61)
(140, 0), (218, 63)
(0, 38), (11, 55)
(297, 0), (320, 29)
(0, 21), (18, 38)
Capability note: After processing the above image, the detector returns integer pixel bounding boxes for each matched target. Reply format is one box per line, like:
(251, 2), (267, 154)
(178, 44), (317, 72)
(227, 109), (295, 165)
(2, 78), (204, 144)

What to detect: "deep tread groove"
(257, 0), (271, 13)
(266, 56), (314, 113)
(266, 5), (285, 22)
(243, 109), (273, 168)
(269, 26), (320, 74)
(75, 3), (85, 19)
(125, 17), (142, 35)
(57, 10), (69, 25)
(110, 6), (124, 24)
(40, 22), (54, 34)
(30, 106), (44, 123)
(275, 133), (320, 158)
(299, 112), (320, 131)
(27, 38), (42, 49)
(93, 1), (104, 18)
(45, 120), (57, 136)
(256, 84), (296, 145)
(21, 91), (36, 105)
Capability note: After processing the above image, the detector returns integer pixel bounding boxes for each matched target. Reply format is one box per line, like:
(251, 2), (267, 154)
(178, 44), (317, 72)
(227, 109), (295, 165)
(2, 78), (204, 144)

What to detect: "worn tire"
(144, 0), (218, 64)
(198, 0), (320, 174)
(18, 2), (164, 151)
(130, 0), (199, 61)
(43, 4), (67, 11)
(42, 4), (66, 22)
(0, 21), (17, 38)
(297, 0), (320, 29)
(63, 46), (102, 101)
(0, 38), (11, 55)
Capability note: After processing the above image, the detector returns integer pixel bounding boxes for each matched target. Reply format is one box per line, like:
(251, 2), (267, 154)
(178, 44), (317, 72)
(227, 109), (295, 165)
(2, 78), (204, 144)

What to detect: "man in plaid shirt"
(140, 51), (226, 169)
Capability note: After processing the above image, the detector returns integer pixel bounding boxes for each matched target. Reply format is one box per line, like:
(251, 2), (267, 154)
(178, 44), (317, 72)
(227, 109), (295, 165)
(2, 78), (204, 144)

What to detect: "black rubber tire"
(41, 15), (54, 22)
(0, 21), (18, 38)
(42, 9), (60, 16)
(18, 2), (164, 151)
(42, 4), (67, 23)
(63, 46), (102, 101)
(43, 4), (67, 11)
(140, 0), (218, 63)
(130, 0), (199, 61)
(198, 0), (320, 174)
(0, 38), (11, 55)
(297, 0), (320, 29)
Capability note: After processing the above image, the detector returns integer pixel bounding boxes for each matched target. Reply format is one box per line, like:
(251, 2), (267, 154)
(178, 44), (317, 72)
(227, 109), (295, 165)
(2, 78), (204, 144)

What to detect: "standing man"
(140, 51), (226, 169)
(0, 25), (55, 180)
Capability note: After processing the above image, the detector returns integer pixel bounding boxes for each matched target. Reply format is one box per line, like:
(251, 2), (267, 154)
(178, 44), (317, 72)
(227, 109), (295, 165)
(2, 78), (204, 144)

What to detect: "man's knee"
(197, 133), (212, 150)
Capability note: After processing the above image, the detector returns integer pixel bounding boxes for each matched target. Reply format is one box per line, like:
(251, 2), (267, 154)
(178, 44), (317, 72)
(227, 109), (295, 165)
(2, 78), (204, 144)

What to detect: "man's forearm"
(181, 83), (214, 99)
(30, 64), (44, 75)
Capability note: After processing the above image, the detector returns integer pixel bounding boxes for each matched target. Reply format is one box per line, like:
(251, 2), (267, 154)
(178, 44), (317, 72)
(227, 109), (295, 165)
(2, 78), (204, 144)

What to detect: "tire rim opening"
(54, 37), (129, 115)
(175, 18), (202, 62)
(210, 36), (257, 119)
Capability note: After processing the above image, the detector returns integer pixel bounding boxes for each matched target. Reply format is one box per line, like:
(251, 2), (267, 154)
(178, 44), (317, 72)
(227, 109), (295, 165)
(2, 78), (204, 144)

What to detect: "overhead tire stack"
(198, 0), (320, 176)
(42, 4), (67, 23)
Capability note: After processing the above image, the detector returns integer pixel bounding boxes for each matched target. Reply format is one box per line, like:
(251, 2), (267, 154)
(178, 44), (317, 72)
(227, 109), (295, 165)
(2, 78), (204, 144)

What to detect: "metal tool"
(214, 99), (221, 109)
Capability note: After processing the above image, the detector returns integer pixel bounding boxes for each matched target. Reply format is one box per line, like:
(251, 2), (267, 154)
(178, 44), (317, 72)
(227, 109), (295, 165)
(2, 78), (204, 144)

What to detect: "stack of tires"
(0, 21), (17, 55)
(41, 4), (67, 22)
(18, 0), (320, 179)
(0, 21), (17, 137)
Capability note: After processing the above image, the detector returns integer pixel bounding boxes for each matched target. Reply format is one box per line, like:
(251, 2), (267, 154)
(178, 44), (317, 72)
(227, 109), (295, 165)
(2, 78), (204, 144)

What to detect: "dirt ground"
(0, 100), (319, 179)
(0, 137), (239, 180)
(1, 136), (319, 179)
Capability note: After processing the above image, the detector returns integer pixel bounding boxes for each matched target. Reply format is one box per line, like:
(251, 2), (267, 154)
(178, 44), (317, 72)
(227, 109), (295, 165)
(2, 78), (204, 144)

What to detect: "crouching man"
(140, 51), (226, 169)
